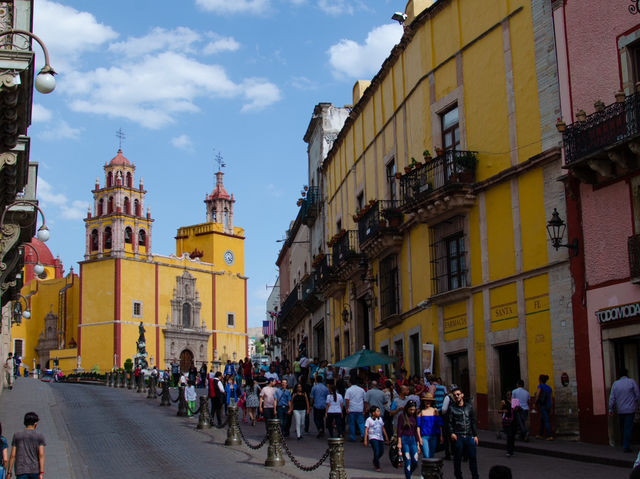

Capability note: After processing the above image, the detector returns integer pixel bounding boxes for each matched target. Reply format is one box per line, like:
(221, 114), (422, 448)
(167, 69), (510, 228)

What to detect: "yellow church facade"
(318, 0), (576, 433)
(14, 150), (248, 374)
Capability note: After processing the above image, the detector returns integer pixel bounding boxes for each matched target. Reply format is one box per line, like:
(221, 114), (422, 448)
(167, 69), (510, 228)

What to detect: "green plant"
(382, 207), (403, 220)
(91, 364), (100, 373)
(455, 151), (477, 171)
(124, 358), (133, 371)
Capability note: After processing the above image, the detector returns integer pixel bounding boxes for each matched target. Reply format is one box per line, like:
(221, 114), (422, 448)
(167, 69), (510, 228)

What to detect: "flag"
(262, 320), (274, 336)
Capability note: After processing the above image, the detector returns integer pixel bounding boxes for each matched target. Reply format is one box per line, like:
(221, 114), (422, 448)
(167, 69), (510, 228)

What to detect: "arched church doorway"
(179, 349), (193, 372)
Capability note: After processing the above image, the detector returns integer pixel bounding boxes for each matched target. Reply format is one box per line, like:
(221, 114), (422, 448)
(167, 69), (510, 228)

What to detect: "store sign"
(596, 302), (640, 324)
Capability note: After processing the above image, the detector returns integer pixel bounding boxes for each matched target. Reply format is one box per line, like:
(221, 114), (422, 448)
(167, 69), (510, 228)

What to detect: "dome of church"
(109, 149), (131, 167)
(25, 238), (56, 265)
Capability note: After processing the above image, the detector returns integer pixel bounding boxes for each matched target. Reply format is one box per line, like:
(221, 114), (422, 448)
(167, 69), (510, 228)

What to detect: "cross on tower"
(214, 151), (226, 172)
(115, 128), (126, 150)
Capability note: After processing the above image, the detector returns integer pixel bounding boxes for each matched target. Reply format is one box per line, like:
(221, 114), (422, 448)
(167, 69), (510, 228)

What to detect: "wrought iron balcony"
(301, 186), (320, 226)
(331, 230), (359, 266)
(563, 92), (640, 169)
(315, 253), (345, 299)
(301, 273), (322, 311)
(356, 200), (404, 258)
(629, 234), (640, 285)
(278, 284), (309, 330)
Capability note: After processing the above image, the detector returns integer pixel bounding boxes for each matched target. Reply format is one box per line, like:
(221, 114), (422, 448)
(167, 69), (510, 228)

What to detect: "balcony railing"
(563, 92), (640, 166)
(279, 286), (301, 320)
(400, 150), (477, 207)
(301, 273), (323, 311)
(332, 230), (359, 266)
(357, 200), (401, 246)
(315, 254), (334, 286)
(629, 234), (640, 284)
(301, 186), (320, 226)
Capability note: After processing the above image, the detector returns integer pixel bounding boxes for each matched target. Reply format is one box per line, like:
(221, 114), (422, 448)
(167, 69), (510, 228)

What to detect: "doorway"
(357, 299), (371, 350)
(613, 336), (640, 445)
(314, 321), (325, 360)
(409, 333), (420, 377)
(449, 352), (470, 396)
(496, 343), (521, 399)
(179, 349), (193, 372)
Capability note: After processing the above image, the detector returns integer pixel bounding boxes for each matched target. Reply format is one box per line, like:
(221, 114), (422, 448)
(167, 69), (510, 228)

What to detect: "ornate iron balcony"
(331, 230), (359, 266)
(279, 286), (302, 321)
(301, 186), (320, 226)
(563, 92), (640, 166)
(357, 200), (402, 246)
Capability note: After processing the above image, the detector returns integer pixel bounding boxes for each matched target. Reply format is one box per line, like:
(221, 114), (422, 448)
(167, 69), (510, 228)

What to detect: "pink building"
(554, 0), (640, 444)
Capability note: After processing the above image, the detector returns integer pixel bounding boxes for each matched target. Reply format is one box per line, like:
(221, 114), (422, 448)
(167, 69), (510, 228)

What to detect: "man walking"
(609, 368), (640, 452)
(364, 380), (386, 417)
(170, 359), (180, 387)
(7, 411), (46, 479)
(512, 379), (531, 441)
(259, 377), (278, 431)
(275, 379), (293, 436)
(310, 375), (329, 437)
(4, 353), (14, 390)
(345, 377), (366, 442)
(208, 371), (225, 427)
(449, 386), (479, 479)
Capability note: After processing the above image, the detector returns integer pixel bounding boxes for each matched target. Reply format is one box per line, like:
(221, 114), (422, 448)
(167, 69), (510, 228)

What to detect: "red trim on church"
(114, 258), (121, 368)
(212, 273), (217, 356)
(78, 263), (83, 356)
(155, 263), (159, 365)
(244, 278), (248, 357)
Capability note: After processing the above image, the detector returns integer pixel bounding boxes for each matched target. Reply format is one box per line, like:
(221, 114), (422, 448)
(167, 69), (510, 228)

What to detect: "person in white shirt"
(185, 380), (197, 417)
(325, 382), (345, 437)
(511, 379), (531, 441)
(345, 377), (366, 442)
(364, 405), (389, 472)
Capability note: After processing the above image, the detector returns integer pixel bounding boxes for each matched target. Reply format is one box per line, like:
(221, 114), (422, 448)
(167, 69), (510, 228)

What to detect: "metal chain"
(211, 415), (229, 429)
(279, 430), (330, 471)
(236, 424), (269, 450)
(186, 402), (202, 415)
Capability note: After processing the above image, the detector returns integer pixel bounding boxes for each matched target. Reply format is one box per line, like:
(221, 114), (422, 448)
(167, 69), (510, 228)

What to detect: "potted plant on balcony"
(453, 151), (477, 183)
(423, 149), (432, 161)
(576, 109), (587, 122)
(435, 147), (444, 157)
(556, 117), (567, 132)
(382, 206), (403, 228)
(395, 172), (403, 179)
(594, 100), (605, 112)
(312, 253), (325, 268)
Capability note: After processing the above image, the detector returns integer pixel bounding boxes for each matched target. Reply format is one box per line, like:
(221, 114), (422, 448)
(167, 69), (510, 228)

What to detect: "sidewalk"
(0, 377), (75, 478)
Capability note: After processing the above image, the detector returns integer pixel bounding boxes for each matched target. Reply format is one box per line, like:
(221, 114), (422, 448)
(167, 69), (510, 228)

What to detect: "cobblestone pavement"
(0, 379), (635, 479)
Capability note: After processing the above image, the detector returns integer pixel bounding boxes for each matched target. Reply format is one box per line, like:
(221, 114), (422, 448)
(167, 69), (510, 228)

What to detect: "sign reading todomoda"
(596, 302), (640, 325)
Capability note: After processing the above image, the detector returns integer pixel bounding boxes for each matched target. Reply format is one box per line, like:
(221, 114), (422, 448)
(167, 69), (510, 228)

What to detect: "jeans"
(421, 435), (438, 458)
(515, 409), (529, 439)
(453, 436), (479, 479)
(348, 411), (365, 441)
(400, 435), (419, 479)
(293, 409), (306, 438)
(326, 412), (344, 437)
(263, 406), (275, 431)
(370, 438), (384, 468)
(210, 397), (223, 426)
(539, 406), (552, 437)
(620, 413), (635, 450)
(504, 421), (516, 455)
(313, 407), (325, 434)
(17, 475), (40, 479)
(277, 406), (290, 435)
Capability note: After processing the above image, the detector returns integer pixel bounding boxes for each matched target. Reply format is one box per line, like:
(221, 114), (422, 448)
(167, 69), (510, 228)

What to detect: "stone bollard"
(225, 405), (241, 445)
(106, 372), (111, 387)
(109, 372), (114, 387)
(147, 376), (156, 399)
(127, 371), (133, 389)
(136, 374), (143, 393)
(421, 457), (444, 479)
(159, 381), (171, 406)
(264, 419), (285, 467)
(115, 371), (121, 388)
(119, 371), (125, 388)
(328, 437), (347, 479)
(197, 396), (211, 429)
(176, 385), (188, 416)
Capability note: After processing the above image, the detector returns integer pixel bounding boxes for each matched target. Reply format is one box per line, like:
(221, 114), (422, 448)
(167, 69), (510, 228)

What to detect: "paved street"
(0, 378), (635, 478)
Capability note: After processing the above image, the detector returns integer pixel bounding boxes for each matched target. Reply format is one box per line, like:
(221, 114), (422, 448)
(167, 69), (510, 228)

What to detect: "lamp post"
(12, 294), (30, 325)
(341, 303), (352, 323)
(546, 208), (579, 257)
(21, 242), (45, 276)
(0, 29), (56, 93)
(0, 200), (50, 242)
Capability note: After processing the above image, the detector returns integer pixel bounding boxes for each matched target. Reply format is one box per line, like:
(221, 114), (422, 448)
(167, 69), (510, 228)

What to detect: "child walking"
(364, 406), (389, 472)
(185, 380), (197, 417)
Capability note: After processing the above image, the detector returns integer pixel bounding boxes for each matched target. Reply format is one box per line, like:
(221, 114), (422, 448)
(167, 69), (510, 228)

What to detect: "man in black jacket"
(448, 386), (479, 479)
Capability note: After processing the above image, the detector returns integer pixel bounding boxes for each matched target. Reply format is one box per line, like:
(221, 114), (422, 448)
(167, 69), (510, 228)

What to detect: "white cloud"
(203, 36), (241, 55)
(318, 0), (354, 15)
(195, 0), (270, 14)
(328, 23), (403, 79)
(109, 27), (201, 58)
(253, 286), (271, 301)
(34, 0), (118, 71)
(32, 104), (52, 123)
(40, 120), (81, 141)
(291, 76), (317, 90)
(171, 134), (194, 151)
(38, 179), (89, 221)
(241, 79), (282, 112)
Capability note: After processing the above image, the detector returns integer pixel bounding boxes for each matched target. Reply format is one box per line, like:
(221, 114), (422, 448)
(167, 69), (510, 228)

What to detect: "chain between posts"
(236, 424), (268, 449)
(279, 430), (330, 471)
(211, 415), (229, 429)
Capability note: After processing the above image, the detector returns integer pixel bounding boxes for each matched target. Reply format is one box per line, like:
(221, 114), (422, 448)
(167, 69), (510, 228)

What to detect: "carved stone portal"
(163, 271), (210, 371)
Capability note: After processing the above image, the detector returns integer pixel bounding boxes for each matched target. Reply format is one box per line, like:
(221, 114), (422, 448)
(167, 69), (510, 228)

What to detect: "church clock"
(224, 250), (234, 266)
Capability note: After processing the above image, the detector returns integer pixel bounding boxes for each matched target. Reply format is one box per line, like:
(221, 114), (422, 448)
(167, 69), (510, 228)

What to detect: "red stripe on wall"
(115, 258), (121, 368)
(212, 273), (217, 357)
(155, 263), (159, 366)
(78, 263), (83, 356)
(244, 278), (248, 358)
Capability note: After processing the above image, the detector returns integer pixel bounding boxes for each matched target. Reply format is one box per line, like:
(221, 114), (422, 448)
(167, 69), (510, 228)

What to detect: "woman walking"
(499, 390), (516, 456)
(397, 401), (422, 479)
(325, 382), (345, 437)
(245, 378), (260, 426)
(364, 406), (389, 472)
(292, 383), (310, 439)
(225, 376), (239, 413)
(417, 393), (443, 458)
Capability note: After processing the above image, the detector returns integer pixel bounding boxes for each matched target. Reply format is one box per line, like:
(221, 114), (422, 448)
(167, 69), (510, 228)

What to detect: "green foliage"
(123, 358), (133, 371)
(255, 342), (265, 354)
(91, 364), (100, 373)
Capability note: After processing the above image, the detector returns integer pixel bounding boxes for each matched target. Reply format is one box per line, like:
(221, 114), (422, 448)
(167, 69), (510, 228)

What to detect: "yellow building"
(318, 0), (576, 433)
(15, 150), (248, 374)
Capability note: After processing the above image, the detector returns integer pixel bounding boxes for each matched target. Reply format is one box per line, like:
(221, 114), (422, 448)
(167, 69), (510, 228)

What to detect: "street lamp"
(546, 208), (578, 256)
(22, 242), (45, 276)
(0, 200), (51, 242)
(341, 303), (352, 323)
(12, 294), (30, 325)
(0, 29), (56, 93)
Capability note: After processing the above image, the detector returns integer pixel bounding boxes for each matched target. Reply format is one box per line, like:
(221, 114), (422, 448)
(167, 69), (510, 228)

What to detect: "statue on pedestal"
(135, 322), (149, 370)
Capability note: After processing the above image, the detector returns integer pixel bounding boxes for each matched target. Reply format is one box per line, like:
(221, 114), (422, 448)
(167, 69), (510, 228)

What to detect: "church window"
(134, 199), (140, 216)
(90, 230), (98, 251)
(138, 230), (146, 247)
(132, 301), (142, 318)
(97, 199), (103, 216)
(126, 172), (132, 188)
(224, 207), (229, 226)
(182, 303), (191, 328)
(227, 313), (235, 328)
(107, 172), (113, 187)
(107, 197), (114, 214)
(124, 197), (130, 215)
(212, 208), (217, 222)
(124, 227), (133, 244)
(104, 227), (112, 250)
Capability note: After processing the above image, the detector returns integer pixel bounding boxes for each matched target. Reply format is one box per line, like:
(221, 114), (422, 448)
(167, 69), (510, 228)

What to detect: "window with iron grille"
(14, 339), (23, 358)
(386, 160), (397, 201)
(380, 254), (399, 319)
(441, 105), (460, 151)
(132, 301), (143, 318)
(431, 216), (467, 294)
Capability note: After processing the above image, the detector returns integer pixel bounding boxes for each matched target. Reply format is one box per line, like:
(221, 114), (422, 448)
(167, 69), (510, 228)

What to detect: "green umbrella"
(333, 347), (397, 369)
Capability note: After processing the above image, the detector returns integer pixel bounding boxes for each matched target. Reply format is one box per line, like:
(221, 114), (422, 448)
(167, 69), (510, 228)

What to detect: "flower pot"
(556, 120), (566, 132)
(615, 91), (626, 103)
(389, 216), (402, 228)
(594, 100), (605, 112)
(404, 166), (412, 174)
(576, 109), (587, 122)
(395, 172), (402, 179)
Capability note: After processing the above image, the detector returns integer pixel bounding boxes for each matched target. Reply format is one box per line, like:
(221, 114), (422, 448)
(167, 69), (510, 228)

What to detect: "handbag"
(388, 434), (403, 468)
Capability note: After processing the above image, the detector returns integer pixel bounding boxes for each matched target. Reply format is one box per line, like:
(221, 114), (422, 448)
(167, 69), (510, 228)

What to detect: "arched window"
(107, 197), (114, 214)
(134, 199), (140, 216)
(224, 207), (228, 225)
(107, 172), (113, 187)
(104, 227), (112, 250)
(97, 199), (103, 216)
(138, 229), (146, 247)
(124, 197), (130, 215)
(124, 227), (132, 244)
(126, 172), (132, 187)
(90, 229), (98, 251)
(211, 208), (217, 222)
(182, 302), (191, 328)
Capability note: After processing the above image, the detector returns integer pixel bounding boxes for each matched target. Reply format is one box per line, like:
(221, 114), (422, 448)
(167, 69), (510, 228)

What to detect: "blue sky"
(29, 0), (403, 328)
